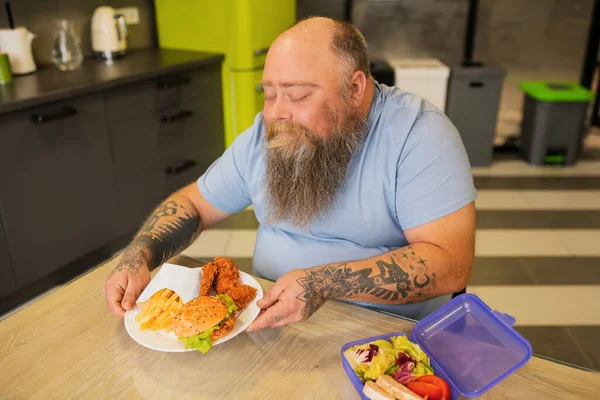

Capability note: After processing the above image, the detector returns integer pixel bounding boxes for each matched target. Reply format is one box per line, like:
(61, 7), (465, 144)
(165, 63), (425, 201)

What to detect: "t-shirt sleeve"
(395, 110), (477, 230)
(197, 125), (255, 214)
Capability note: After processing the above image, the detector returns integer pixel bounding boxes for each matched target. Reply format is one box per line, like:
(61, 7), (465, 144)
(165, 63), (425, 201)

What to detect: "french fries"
(135, 288), (183, 332)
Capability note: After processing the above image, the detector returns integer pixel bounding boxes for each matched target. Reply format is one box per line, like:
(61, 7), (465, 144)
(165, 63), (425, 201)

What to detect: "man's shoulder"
(374, 84), (452, 141)
(369, 84), (460, 163)
(378, 83), (443, 115)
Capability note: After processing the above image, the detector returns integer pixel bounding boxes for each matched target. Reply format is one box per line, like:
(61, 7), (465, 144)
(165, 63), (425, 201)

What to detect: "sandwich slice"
(363, 381), (395, 400)
(173, 294), (237, 354)
(375, 375), (424, 400)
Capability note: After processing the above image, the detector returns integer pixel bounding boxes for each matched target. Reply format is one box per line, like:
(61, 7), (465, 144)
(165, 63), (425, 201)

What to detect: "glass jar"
(52, 19), (84, 71)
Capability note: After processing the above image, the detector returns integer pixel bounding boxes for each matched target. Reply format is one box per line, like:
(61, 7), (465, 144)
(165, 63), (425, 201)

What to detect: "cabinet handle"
(469, 81), (484, 88)
(157, 76), (191, 89)
(30, 106), (77, 124)
(253, 47), (269, 56)
(161, 110), (194, 124)
(165, 159), (197, 176)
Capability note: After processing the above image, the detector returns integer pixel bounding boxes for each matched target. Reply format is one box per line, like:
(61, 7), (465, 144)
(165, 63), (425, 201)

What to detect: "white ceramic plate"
(124, 268), (263, 352)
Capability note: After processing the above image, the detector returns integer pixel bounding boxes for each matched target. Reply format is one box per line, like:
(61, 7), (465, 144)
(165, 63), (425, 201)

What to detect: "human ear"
(349, 70), (367, 105)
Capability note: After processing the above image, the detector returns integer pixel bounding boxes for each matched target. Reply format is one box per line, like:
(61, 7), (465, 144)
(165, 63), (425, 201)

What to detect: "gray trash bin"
(519, 82), (594, 165)
(445, 65), (506, 166)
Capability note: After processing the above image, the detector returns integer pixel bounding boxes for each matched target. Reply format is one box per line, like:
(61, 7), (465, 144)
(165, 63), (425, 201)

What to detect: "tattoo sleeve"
(113, 197), (202, 275)
(295, 245), (445, 315)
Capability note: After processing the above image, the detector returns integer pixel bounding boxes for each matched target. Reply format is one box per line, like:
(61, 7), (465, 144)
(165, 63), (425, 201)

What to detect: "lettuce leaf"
(363, 352), (393, 381)
(179, 326), (217, 354)
(178, 295), (237, 354)
(216, 294), (237, 318)
(368, 340), (395, 352)
(390, 336), (431, 367)
(390, 336), (435, 379)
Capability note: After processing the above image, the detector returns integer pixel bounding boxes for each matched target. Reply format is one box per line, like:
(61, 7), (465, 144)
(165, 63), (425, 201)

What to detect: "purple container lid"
(341, 293), (532, 399)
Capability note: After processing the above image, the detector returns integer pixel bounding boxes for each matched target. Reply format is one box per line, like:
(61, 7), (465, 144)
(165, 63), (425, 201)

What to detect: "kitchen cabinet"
(105, 64), (225, 235)
(0, 213), (16, 299)
(0, 95), (117, 287)
(0, 49), (225, 310)
(155, 0), (296, 147)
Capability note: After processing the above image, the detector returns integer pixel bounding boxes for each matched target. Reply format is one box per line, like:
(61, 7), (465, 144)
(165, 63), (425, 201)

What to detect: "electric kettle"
(91, 6), (128, 60)
(0, 27), (37, 74)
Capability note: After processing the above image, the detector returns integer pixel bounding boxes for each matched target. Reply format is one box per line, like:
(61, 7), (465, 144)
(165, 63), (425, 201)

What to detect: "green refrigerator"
(154, 0), (297, 147)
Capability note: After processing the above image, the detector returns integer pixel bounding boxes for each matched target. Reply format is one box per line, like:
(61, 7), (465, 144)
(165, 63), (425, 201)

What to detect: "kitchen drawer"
(110, 104), (198, 178)
(160, 97), (225, 161)
(158, 104), (196, 157)
(105, 68), (221, 123)
(0, 212), (16, 299)
(0, 96), (117, 287)
(164, 154), (207, 196)
(181, 64), (223, 105)
(161, 94), (226, 196)
(109, 111), (162, 177)
(105, 80), (172, 123)
(114, 166), (166, 236)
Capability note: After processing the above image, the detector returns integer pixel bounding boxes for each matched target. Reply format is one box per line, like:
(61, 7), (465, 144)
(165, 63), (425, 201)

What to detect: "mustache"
(265, 120), (318, 149)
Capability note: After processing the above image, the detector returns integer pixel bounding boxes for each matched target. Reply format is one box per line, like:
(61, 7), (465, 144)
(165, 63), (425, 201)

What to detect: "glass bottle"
(52, 19), (84, 71)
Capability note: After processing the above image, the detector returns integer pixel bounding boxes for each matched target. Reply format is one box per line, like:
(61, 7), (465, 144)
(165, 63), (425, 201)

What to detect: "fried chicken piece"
(199, 261), (218, 296)
(214, 256), (240, 294)
(225, 284), (258, 309)
(212, 257), (256, 309)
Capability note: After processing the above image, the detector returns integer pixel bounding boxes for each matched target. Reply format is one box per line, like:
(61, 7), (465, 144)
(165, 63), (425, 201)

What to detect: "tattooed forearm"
(140, 201), (179, 232)
(295, 246), (442, 309)
(112, 198), (202, 275)
(111, 246), (150, 276)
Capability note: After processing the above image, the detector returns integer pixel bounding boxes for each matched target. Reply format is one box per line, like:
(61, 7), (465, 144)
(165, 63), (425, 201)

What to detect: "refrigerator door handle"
(253, 47), (270, 56)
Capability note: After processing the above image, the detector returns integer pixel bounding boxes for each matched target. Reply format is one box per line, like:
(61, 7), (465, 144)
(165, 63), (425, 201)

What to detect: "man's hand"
(247, 269), (327, 331)
(103, 250), (151, 318)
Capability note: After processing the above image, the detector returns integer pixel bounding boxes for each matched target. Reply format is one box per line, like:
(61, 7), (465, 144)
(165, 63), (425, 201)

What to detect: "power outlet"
(115, 7), (140, 25)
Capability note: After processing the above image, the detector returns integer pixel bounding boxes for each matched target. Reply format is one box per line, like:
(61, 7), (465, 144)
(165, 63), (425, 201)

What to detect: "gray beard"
(264, 106), (367, 228)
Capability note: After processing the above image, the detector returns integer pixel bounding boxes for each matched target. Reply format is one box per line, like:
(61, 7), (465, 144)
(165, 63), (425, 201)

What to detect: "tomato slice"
(415, 375), (452, 400)
(405, 381), (443, 400)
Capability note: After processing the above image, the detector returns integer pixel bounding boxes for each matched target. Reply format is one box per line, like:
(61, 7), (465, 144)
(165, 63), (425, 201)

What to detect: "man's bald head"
(274, 16), (370, 79)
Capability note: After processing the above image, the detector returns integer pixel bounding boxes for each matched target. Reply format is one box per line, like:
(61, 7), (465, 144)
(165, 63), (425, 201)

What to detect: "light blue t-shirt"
(198, 82), (476, 320)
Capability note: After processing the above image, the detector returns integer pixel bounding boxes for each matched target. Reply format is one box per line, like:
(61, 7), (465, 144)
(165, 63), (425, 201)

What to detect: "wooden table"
(1, 255), (599, 399)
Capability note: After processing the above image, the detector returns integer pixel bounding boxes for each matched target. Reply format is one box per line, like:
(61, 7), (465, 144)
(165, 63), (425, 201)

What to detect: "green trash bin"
(519, 81), (594, 165)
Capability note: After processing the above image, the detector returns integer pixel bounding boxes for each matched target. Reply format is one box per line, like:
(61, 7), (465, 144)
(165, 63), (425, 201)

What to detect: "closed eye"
(290, 94), (310, 103)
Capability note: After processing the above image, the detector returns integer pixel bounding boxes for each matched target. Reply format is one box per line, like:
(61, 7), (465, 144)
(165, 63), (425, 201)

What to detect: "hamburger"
(173, 294), (237, 354)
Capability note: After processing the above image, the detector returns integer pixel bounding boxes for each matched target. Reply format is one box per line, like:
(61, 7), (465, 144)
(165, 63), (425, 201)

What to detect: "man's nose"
(267, 96), (292, 121)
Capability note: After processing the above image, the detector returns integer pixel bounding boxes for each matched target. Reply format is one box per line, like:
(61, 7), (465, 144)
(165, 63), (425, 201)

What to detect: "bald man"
(103, 17), (476, 329)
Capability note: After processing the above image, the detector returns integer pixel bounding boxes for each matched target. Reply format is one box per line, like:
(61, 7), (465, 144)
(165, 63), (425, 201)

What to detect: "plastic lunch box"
(341, 294), (533, 399)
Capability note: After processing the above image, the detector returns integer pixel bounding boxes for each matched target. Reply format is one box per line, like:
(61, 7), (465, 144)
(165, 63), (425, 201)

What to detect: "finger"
(105, 278), (127, 318)
(269, 315), (297, 329)
(257, 281), (284, 309)
(121, 276), (143, 311)
(247, 301), (289, 332)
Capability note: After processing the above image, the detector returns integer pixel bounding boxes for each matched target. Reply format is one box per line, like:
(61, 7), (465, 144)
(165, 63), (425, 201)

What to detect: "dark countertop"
(0, 48), (224, 115)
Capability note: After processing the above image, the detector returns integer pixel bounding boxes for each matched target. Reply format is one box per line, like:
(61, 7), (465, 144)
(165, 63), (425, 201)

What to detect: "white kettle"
(0, 27), (37, 75)
(91, 6), (128, 60)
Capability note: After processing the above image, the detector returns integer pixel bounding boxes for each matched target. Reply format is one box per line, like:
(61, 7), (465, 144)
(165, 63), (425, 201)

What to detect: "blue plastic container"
(341, 294), (533, 399)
